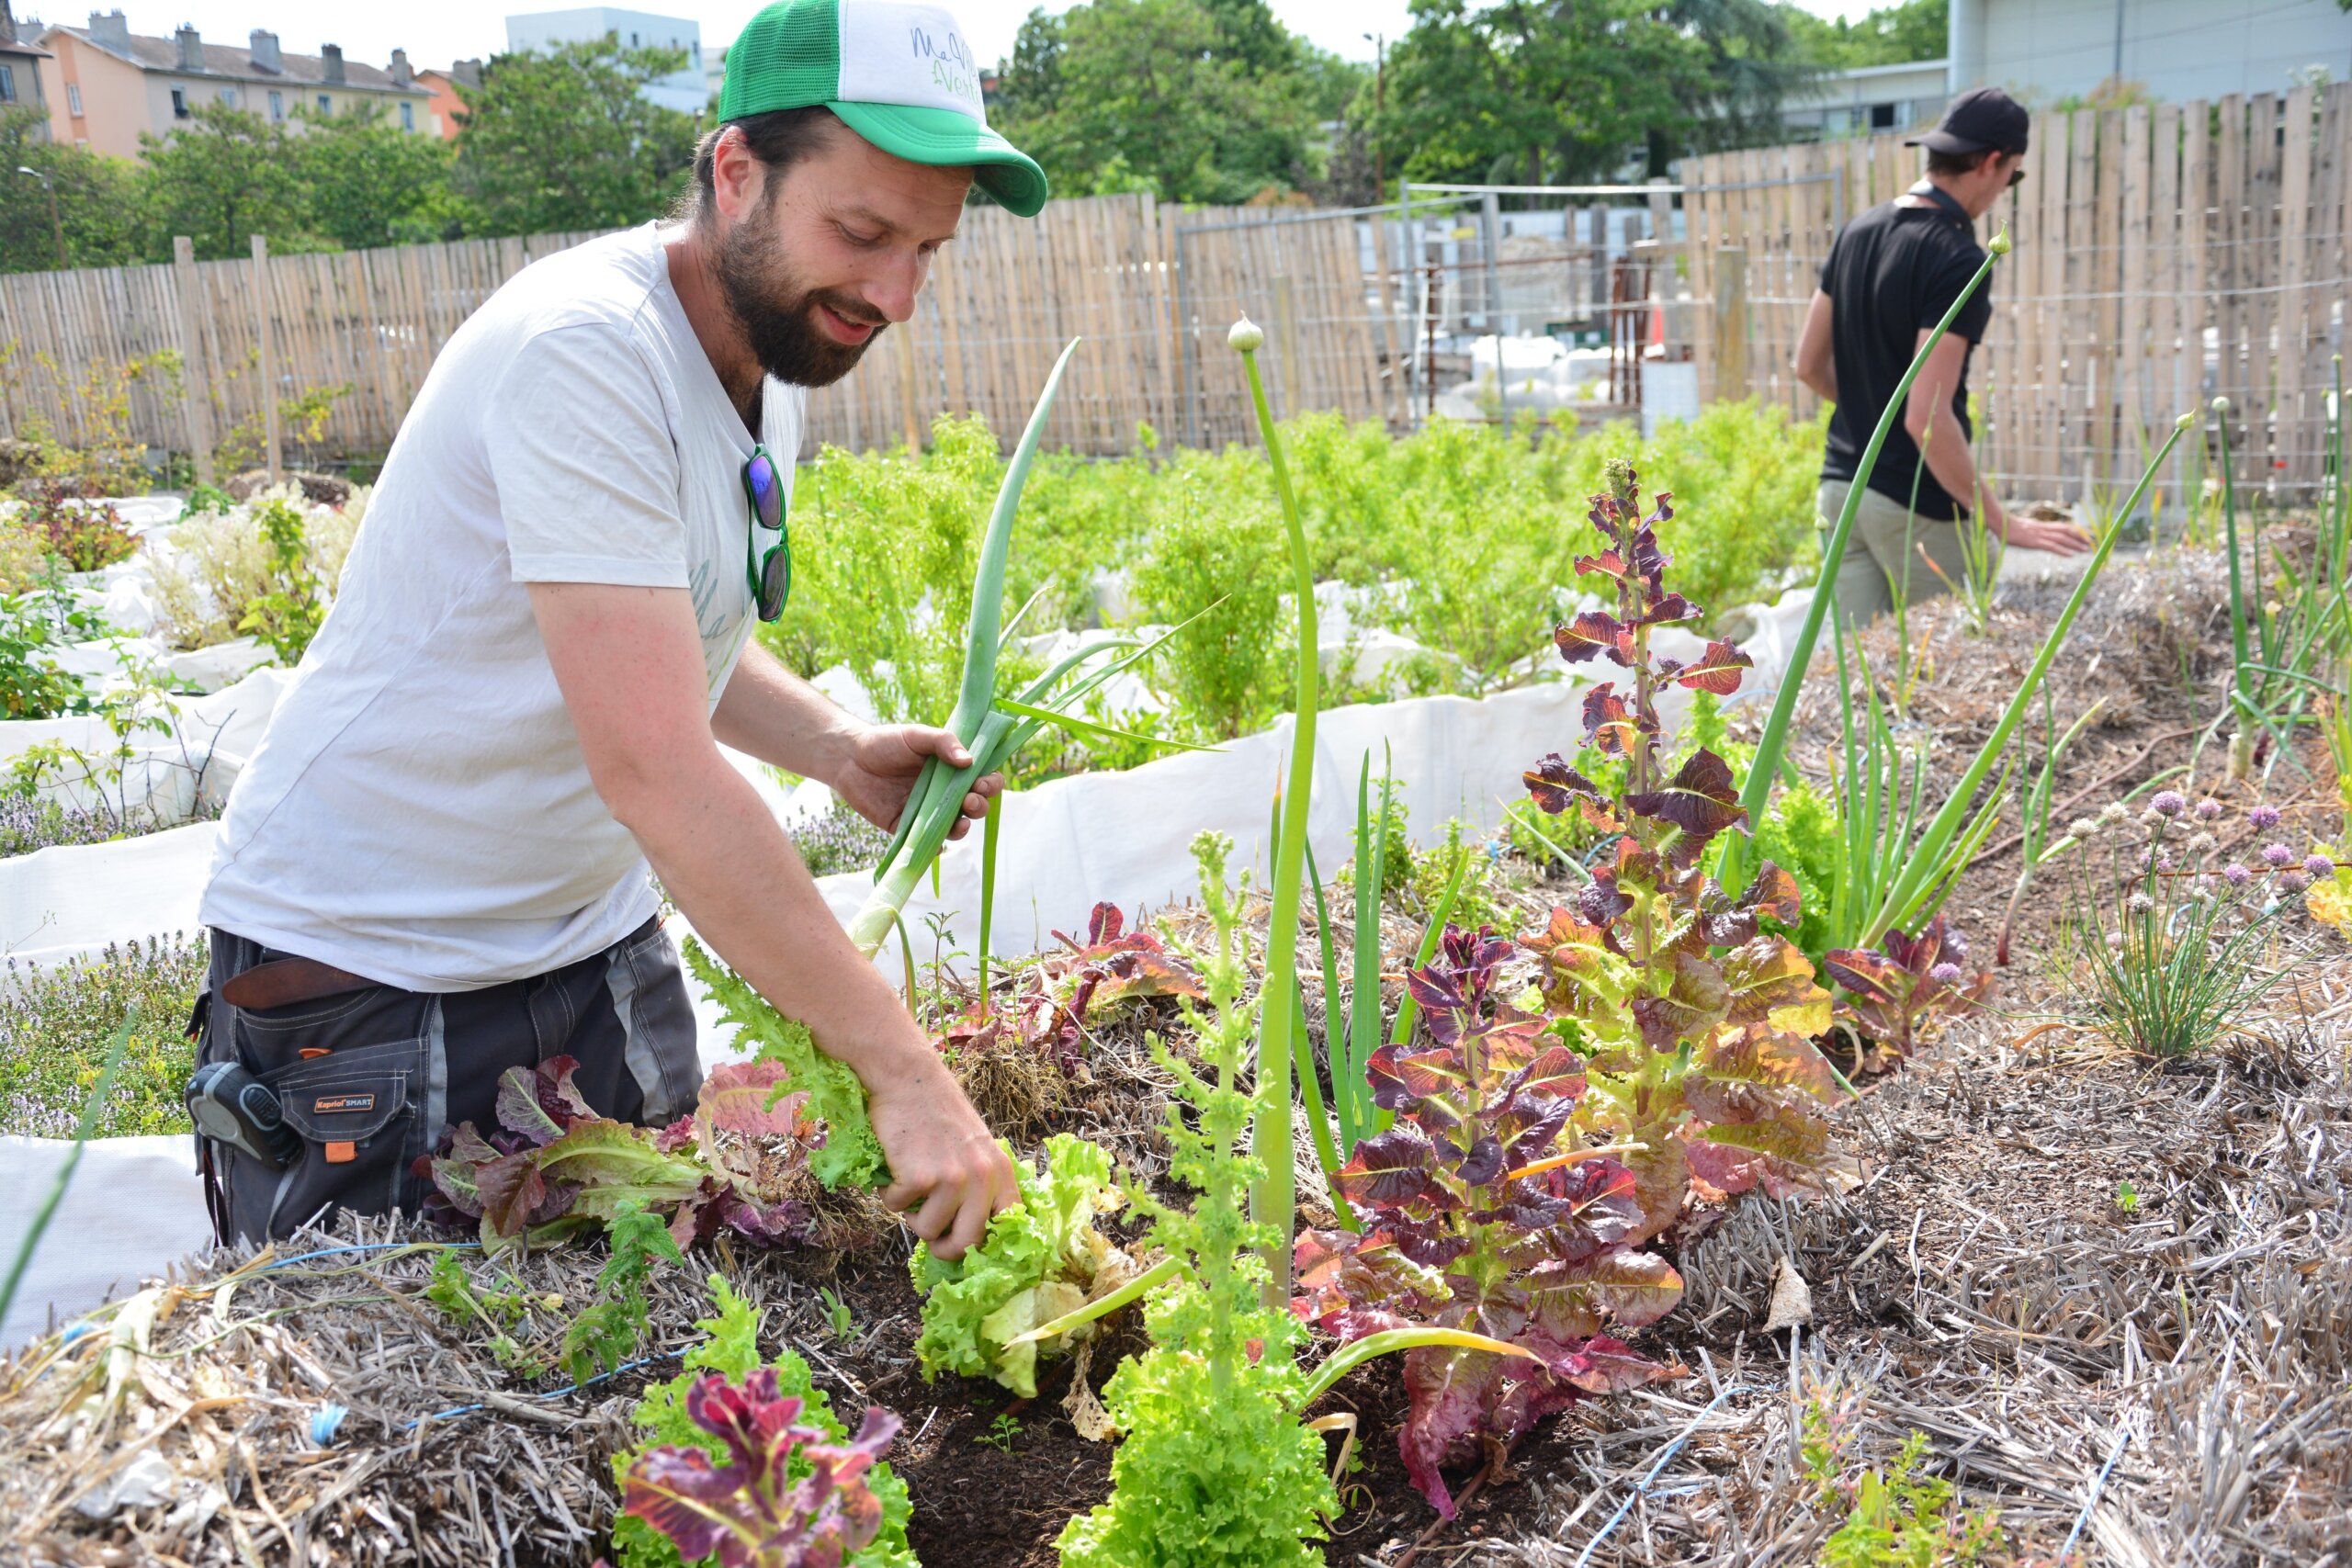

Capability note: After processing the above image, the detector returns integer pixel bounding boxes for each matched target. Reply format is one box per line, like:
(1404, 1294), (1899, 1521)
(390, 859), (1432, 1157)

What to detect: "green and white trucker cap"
(718, 0), (1048, 216)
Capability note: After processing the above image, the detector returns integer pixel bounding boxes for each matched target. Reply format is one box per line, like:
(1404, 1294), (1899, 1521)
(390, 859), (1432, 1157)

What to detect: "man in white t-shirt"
(190, 0), (1046, 1259)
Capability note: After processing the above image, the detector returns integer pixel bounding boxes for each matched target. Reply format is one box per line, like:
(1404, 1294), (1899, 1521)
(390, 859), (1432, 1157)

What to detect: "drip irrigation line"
(402, 1345), (690, 1430)
(2061, 1426), (2132, 1559)
(1572, 1382), (1750, 1568)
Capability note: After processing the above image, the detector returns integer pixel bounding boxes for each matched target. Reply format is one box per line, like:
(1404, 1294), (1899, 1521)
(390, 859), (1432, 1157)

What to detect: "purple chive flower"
(2128, 891), (2155, 913)
(1945, 929), (1969, 960)
(2249, 805), (2281, 829)
(2262, 843), (2294, 867)
(1928, 962), (1963, 984)
(2151, 791), (2188, 818)
(2305, 853), (2338, 879)
(2223, 863), (2252, 886)
(2278, 871), (2311, 895)
(2193, 798), (2223, 821)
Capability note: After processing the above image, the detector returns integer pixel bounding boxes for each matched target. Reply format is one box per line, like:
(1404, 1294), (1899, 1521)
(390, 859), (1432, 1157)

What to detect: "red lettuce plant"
(944, 902), (1205, 1070)
(1822, 915), (1990, 1061)
(1292, 926), (1684, 1516)
(1520, 460), (1850, 1241)
(418, 1055), (819, 1254)
(614, 1368), (902, 1568)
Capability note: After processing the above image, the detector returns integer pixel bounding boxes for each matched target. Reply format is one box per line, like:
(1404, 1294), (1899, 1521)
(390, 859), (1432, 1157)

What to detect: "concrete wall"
(1958, 0), (2352, 104)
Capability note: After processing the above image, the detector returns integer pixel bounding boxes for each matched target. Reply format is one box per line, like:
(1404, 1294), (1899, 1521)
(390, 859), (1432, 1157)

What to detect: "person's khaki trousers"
(1815, 479), (1975, 627)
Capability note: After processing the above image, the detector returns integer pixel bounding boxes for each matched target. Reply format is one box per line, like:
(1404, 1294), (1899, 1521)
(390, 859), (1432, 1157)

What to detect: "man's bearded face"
(711, 179), (888, 389)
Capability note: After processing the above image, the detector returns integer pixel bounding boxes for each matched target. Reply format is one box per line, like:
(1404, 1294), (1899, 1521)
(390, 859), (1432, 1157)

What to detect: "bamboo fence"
(0, 196), (1389, 467)
(1681, 81), (2352, 503)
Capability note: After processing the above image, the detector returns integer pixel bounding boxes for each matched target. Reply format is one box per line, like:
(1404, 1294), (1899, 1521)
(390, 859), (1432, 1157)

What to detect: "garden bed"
(6, 516), (2349, 1567)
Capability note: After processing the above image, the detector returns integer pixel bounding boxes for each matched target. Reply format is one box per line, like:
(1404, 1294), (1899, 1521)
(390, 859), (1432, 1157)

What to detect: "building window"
(1870, 102), (1897, 130)
(218, 85), (239, 107)
(268, 89), (283, 120)
(66, 81), (84, 117)
(172, 85), (189, 117)
(317, 93), (331, 114)
(400, 101), (414, 130)
(0, 64), (14, 104)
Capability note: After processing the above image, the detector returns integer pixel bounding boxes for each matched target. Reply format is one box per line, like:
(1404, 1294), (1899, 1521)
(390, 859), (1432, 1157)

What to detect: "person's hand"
(866, 1049), (1018, 1259)
(829, 723), (1002, 841)
(1995, 507), (2094, 556)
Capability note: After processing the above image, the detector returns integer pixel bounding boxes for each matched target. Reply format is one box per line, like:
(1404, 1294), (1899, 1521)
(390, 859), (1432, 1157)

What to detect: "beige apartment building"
(37, 10), (433, 159)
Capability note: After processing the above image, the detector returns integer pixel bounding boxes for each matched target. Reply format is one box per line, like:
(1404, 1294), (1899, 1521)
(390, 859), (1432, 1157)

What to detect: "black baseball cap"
(1906, 86), (2030, 156)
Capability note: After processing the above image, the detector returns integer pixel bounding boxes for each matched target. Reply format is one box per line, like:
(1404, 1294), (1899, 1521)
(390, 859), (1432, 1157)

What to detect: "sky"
(26, 0), (1886, 76)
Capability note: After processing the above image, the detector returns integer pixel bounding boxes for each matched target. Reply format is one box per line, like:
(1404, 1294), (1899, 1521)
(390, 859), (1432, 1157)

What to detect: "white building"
(704, 40), (726, 105)
(1781, 59), (1952, 141)
(1950, 0), (2352, 105)
(504, 7), (706, 114)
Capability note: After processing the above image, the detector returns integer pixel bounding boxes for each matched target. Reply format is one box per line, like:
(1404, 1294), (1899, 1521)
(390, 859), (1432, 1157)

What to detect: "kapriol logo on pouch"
(906, 22), (979, 108)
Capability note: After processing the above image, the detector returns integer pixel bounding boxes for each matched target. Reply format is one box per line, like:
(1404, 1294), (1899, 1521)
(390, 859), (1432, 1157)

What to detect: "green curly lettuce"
(911, 1134), (1127, 1398)
(1056, 1280), (1333, 1568)
(608, 1274), (916, 1568)
(684, 936), (887, 1190)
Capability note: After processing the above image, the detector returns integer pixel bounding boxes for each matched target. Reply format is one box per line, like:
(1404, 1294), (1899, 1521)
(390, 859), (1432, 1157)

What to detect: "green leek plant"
(1858, 415), (2195, 944)
(1724, 228), (2014, 895)
(1230, 316), (1314, 1297)
(2211, 392), (2352, 785)
(1993, 688), (2104, 965)
(851, 342), (1213, 956)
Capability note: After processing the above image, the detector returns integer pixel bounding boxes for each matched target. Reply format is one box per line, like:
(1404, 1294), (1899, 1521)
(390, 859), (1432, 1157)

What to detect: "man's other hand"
(1996, 510), (2095, 556)
(870, 1053), (1018, 1259)
(832, 723), (1003, 841)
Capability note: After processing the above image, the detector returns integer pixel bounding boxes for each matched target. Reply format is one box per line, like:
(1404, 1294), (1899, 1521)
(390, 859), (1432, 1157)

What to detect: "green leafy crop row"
(762, 401), (1824, 747)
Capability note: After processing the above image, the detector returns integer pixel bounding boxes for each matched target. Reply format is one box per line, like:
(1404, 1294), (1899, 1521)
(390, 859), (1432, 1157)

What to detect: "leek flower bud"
(1227, 317), (1265, 353)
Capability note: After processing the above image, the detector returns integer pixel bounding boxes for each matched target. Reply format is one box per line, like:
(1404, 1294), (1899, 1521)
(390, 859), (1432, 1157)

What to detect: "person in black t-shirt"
(1793, 86), (2089, 626)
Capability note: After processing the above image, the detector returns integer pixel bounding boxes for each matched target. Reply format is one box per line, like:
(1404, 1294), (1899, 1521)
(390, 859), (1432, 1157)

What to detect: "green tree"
(293, 104), (464, 249)
(1657, 0), (1822, 171)
(1781, 0), (1949, 69)
(135, 105), (315, 261)
(993, 0), (1322, 204)
(0, 106), (142, 273)
(1367, 0), (1707, 187)
(451, 38), (698, 237)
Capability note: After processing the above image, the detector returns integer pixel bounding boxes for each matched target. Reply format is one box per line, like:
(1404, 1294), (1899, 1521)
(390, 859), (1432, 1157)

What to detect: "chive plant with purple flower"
(2057, 796), (2310, 1058)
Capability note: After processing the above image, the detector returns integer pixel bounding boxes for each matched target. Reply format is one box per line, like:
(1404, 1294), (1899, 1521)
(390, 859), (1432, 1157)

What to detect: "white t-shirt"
(201, 223), (807, 991)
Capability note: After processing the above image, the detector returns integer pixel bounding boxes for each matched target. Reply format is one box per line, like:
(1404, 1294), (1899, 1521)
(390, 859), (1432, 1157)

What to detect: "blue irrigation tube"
(2060, 1427), (2132, 1560)
(402, 1346), (689, 1429)
(1574, 1383), (1748, 1568)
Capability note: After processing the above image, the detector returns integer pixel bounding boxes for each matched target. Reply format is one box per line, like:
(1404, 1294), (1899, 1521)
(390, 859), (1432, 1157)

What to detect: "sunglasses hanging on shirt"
(741, 446), (790, 623)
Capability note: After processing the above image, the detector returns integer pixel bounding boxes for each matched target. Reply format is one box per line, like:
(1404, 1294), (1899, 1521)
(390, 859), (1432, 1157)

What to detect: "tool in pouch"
(184, 1059), (304, 1169)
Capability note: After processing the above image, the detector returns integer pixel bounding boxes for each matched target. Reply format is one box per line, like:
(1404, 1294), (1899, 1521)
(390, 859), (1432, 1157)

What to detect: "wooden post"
(250, 233), (281, 483)
(172, 235), (215, 487)
(1712, 243), (1749, 402)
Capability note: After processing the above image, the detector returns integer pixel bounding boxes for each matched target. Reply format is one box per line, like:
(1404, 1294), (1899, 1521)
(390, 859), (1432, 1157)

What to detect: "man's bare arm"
(1794, 290), (1838, 403)
(1904, 330), (2088, 555)
(529, 581), (1015, 1257)
(713, 641), (997, 840)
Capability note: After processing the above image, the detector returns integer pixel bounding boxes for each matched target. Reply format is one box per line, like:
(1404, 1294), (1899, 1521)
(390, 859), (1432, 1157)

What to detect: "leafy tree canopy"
(450, 38), (698, 237)
(0, 106), (142, 272)
(993, 0), (1356, 205)
(136, 105), (319, 260)
(1781, 0), (1948, 70)
(293, 104), (465, 250)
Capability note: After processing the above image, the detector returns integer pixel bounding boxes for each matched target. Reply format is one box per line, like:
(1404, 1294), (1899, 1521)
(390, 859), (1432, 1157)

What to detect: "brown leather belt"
(220, 956), (383, 1011)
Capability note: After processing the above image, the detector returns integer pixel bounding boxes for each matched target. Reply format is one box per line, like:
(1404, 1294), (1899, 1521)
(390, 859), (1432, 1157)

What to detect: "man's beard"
(711, 195), (885, 389)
